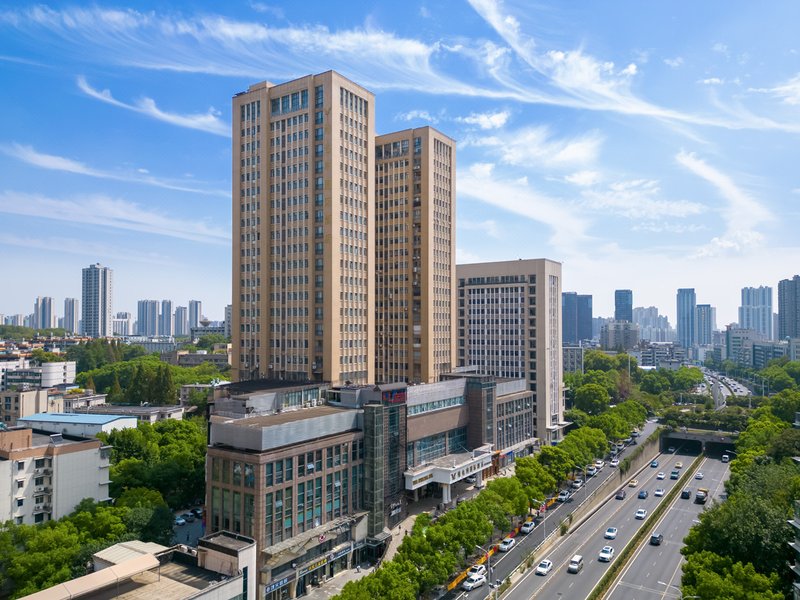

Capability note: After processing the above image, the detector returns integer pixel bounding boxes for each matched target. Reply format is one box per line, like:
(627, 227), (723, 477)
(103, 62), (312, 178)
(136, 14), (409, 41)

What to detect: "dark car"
(638, 490), (649, 499)
(191, 507), (204, 518)
(615, 489), (627, 500)
(649, 533), (664, 546)
(681, 489), (691, 499)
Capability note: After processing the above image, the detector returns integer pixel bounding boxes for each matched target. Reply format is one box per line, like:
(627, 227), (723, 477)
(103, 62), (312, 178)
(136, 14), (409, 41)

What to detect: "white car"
(598, 545), (615, 562)
(520, 520), (535, 534)
(498, 537), (516, 552)
(635, 508), (647, 520)
(610, 458), (620, 468)
(174, 516), (186, 526)
(695, 472), (705, 480)
(462, 574), (486, 590)
(654, 488), (665, 497)
(535, 559), (553, 575)
(467, 564), (487, 578)
(656, 472), (666, 480)
(604, 527), (618, 539)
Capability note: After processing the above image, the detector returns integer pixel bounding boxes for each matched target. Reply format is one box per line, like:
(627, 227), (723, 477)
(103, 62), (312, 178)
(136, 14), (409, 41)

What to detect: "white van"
(721, 454), (730, 463)
(567, 555), (584, 573)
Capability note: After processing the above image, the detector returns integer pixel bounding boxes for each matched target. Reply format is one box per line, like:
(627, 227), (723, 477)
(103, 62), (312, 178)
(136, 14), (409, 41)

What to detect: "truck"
(695, 488), (709, 504)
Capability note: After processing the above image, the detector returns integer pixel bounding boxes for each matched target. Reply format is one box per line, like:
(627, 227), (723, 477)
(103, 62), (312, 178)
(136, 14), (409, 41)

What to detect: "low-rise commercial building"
(19, 413), (138, 437)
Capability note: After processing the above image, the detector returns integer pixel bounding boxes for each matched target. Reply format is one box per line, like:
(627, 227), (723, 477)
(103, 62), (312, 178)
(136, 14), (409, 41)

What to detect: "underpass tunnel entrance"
(661, 437), (703, 455)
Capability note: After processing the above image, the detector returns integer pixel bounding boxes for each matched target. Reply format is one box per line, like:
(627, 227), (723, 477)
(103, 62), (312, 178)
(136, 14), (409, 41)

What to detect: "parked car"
(467, 564), (487, 578)
(572, 479), (584, 490)
(180, 512), (195, 523)
(595, 459), (605, 470)
(462, 574), (486, 590)
(586, 466), (597, 477)
(598, 546), (615, 562)
(191, 507), (204, 518)
(498, 537), (516, 552)
(610, 458), (620, 468)
(615, 489), (627, 500)
(635, 508), (647, 519)
(650, 533), (664, 546)
(557, 490), (571, 502)
(535, 559), (553, 575)
(466, 475), (477, 484)
(174, 516), (186, 526)
(604, 527), (618, 539)
(520, 520), (535, 534)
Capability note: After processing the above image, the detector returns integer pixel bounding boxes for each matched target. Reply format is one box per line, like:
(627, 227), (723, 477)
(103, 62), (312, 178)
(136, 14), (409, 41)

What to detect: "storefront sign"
(412, 473), (432, 486)
(265, 574), (294, 594)
(382, 389), (407, 404)
(299, 557), (328, 577)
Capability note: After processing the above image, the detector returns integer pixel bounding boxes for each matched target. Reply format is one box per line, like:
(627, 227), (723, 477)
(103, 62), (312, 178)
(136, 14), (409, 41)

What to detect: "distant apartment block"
(189, 300), (202, 331)
(695, 303), (714, 346)
(676, 288), (696, 349)
(562, 292), (593, 345)
(112, 311), (134, 336)
(33, 296), (56, 330)
(81, 263), (113, 338)
(456, 259), (565, 444)
(174, 305), (189, 337)
(1, 388), (64, 426)
(63, 297), (80, 334)
(600, 320), (640, 351)
(159, 299), (174, 336)
(779, 275), (800, 340)
(0, 427), (110, 525)
(739, 286), (772, 341)
(137, 300), (159, 336)
(633, 306), (674, 343)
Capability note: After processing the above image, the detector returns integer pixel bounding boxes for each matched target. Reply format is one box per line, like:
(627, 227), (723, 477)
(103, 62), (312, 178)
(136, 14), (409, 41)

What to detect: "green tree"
(682, 550), (783, 600)
(767, 388), (800, 423)
(30, 348), (63, 363)
(583, 350), (617, 372)
(537, 445), (575, 483)
(107, 371), (124, 404)
(515, 455), (556, 506)
(196, 333), (229, 350)
(573, 383), (610, 415)
(84, 375), (96, 393)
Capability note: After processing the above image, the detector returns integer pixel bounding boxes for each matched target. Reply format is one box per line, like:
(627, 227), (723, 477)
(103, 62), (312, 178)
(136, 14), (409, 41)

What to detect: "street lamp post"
(476, 545), (498, 599)
(657, 580), (700, 599)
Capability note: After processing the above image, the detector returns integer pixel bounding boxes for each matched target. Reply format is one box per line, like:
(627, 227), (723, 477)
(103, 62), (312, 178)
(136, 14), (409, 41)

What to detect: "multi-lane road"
(467, 446), (729, 600)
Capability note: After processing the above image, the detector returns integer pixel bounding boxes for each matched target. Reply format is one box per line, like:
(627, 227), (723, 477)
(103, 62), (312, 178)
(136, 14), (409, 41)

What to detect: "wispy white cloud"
(664, 57), (684, 68)
(676, 151), (774, 257)
(0, 191), (230, 245)
(396, 109), (439, 123)
(456, 109), (510, 129)
(582, 179), (706, 219)
(0, 232), (177, 265)
(0, 142), (227, 197)
(749, 74), (800, 105)
(631, 222), (705, 234)
(712, 42), (729, 55)
(249, 2), (284, 19)
(564, 170), (601, 187)
(458, 162), (590, 252)
(467, 125), (602, 169)
(459, 219), (502, 238)
(699, 77), (724, 85)
(77, 76), (229, 137)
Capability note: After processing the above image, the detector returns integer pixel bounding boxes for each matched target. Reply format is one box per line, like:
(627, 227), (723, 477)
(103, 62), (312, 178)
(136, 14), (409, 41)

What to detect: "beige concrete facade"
(232, 71), (375, 386)
(456, 259), (567, 444)
(375, 128), (456, 384)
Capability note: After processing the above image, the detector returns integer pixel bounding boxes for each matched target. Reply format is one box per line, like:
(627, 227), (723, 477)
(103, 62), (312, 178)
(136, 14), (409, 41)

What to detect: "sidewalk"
(304, 466), (517, 599)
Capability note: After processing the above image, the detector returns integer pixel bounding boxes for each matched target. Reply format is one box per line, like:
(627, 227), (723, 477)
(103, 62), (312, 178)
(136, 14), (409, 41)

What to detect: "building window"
(16, 461), (24, 471)
(16, 498), (23, 507)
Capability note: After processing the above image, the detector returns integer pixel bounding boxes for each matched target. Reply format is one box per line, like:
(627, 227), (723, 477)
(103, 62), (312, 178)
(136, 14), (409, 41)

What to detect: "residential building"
(600, 320), (640, 351)
(0, 388), (63, 426)
(0, 427), (110, 525)
(174, 306), (189, 337)
(2, 361), (76, 391)
(159, 299), (174, 336)
(18, 413), (138, 437)
(779, 275), (800, 340)
(725, 326), (765, 367)
(18, 531), (256, 600)
(189, 300), (202, 331)
(6, 314), (24, 327)
(614, 289), (633, 322)
(112, 311), (133, 336)
(206, 375), (530, 598)
(456, 259), (566, 444)
(81, 263), (113, 338)
(695, 304), (714, 346)
(676, 288), (696, 349)
(739, 286), (773, 340)
(162, 349), (232, 370)
(375, 127), (455, 384)
(232, 71), (375, 385)
(224, 304), (232, 339)
(633, 306), (674, 342)
(137, 300), (159, 337)
(191, 324), (225, 341)
(33, 296), (55, 330)
(563, 346), (585, 373)
(63, 298), (79, 334)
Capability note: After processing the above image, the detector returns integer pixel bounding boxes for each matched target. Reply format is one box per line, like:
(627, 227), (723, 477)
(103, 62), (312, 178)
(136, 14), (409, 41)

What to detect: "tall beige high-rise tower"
(375, 128), (456, 383)
(232, 71), (375, 385)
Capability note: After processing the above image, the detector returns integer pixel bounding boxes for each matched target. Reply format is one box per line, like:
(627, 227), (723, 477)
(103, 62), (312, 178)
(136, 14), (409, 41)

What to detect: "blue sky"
(1, 1), (799, 326)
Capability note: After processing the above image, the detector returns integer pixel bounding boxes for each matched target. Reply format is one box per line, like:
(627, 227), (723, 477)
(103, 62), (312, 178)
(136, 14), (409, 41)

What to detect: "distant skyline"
(2, 2), (800, 323)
